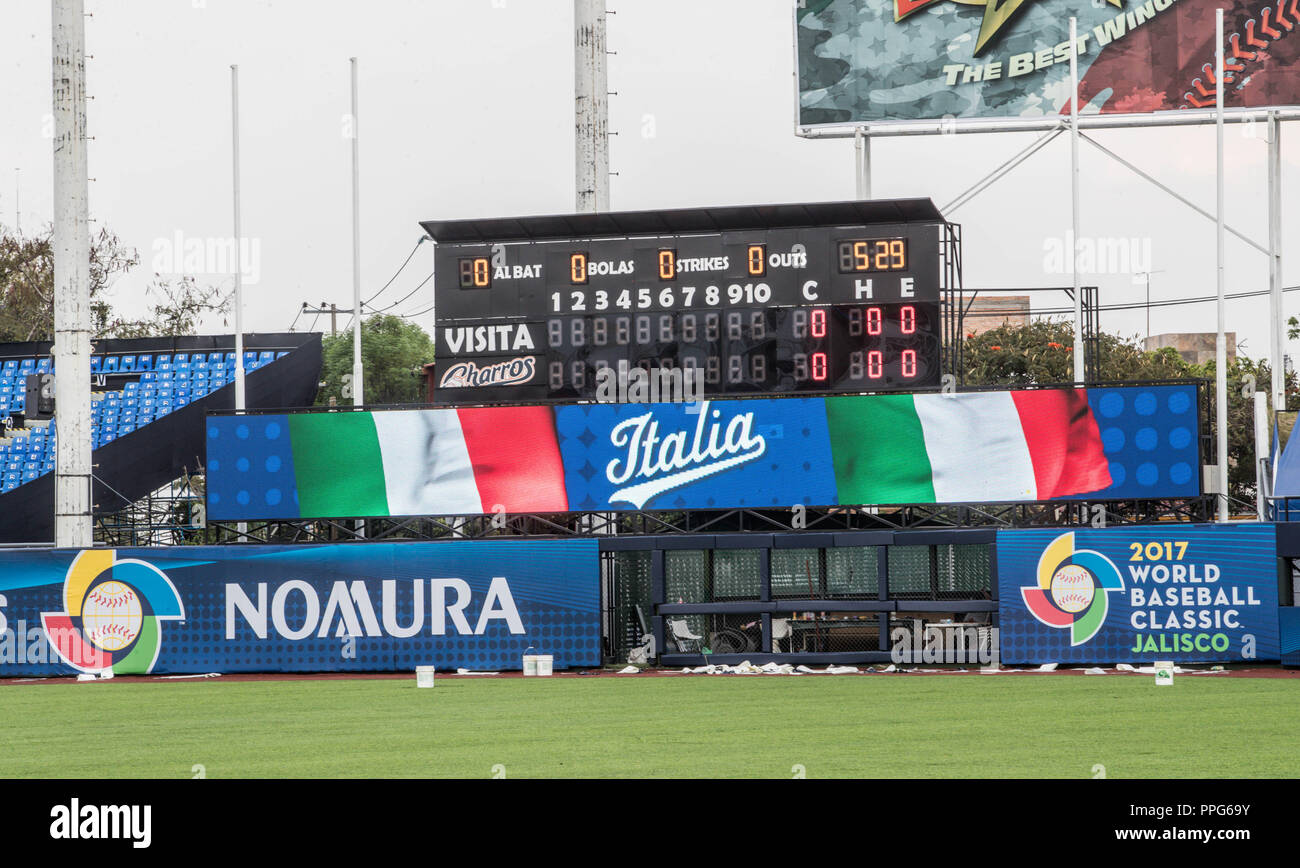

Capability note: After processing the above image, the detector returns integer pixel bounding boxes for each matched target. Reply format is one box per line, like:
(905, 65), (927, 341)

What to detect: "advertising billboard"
(0, 541), (599, 676)
(206, 383), (1200, 520)
(796, 0), (1300, 128)
(996, 525), (1280, 663)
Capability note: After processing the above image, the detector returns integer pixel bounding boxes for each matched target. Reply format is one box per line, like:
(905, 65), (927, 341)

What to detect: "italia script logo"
(605, 400), (766, 509)
(896, 0), (1122, 55)
(440, 357), (536, 389)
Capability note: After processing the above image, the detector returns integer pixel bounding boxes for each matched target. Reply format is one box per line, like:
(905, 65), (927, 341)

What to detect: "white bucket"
(522, 654), (553, 677)
(416, 665), (436, 688)
(1154, 661), (1173, 686)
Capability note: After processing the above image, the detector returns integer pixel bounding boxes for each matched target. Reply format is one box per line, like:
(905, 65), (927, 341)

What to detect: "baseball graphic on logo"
(81, 581), (144, 651)
(1050, 564), (1095, 614)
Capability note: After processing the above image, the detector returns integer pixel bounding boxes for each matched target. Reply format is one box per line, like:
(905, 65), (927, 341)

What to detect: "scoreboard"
(422, 200), (950, 405)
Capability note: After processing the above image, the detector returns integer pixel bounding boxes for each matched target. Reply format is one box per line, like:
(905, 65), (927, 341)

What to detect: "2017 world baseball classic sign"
(996, 525), (1280, 663)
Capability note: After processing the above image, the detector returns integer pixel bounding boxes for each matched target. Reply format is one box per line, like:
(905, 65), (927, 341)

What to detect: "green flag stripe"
(826, 394), (937, 504)
(288, 412), (389, 517)
(112, 615), (158, 675)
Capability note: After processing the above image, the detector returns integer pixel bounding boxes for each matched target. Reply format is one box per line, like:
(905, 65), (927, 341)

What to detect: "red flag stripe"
(1010, 389), (1112, 499)
(456, 406), (568, 512)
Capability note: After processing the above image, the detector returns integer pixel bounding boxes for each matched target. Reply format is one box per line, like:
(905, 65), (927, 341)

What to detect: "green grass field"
(2, 675), (1297, 778)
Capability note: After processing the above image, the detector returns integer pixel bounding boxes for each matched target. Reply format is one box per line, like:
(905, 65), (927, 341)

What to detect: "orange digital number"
(853, 241), (871, 271)
(473, 257), (490, 287)
(570, 252), (588, 284)
(747, 245), (766, 276)
(890, 239), (905, 269)
(658, 249), (676, 281)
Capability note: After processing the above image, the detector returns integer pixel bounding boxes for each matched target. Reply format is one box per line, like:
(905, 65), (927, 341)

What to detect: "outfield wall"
(0, 525), (1291, 677)
(0, 541), (599, 676)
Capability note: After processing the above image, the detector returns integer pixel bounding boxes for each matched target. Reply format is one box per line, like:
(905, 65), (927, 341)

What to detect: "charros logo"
(439, 357), (535, 389)
(1021, 532), (1123, 646)
(40, 550), (185, 675)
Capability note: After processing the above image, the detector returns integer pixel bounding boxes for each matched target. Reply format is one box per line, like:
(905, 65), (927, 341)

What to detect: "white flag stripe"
(913, 393), (1037, 502)
(373, 410), (483, 515)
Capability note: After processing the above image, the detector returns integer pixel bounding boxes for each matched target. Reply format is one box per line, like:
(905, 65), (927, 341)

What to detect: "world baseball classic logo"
(40, 550), (185, 675)
(1021, 532), (1123, 646)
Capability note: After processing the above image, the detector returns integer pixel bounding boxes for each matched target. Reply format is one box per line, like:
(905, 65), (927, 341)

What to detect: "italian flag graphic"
(826, 389), (1112, 504)
(288, 407), (568, 517)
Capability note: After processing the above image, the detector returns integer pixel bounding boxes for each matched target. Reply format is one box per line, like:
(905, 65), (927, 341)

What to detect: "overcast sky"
(2, 0), (1296, 364)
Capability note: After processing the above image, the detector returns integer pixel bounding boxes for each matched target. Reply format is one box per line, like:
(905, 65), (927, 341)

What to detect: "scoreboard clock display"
(422, 200), (951, 404)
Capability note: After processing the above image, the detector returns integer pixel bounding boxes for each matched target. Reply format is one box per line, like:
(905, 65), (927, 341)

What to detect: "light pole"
(1133, 269), (1165, 344)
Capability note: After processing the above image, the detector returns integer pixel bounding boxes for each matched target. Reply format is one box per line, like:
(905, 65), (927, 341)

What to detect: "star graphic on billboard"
(894, 0), (1124, 55)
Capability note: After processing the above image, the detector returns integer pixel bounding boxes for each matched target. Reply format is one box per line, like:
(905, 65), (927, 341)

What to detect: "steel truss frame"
(192, 494), (1216, 543)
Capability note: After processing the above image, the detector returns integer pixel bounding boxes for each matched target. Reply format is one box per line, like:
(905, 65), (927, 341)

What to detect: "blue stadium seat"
(102, 357), (119, 373)
(90, 356), (102, 373)
(120, 356), (136, 372)
(36, 358), (52, 373)
(136, 354), (153, 371)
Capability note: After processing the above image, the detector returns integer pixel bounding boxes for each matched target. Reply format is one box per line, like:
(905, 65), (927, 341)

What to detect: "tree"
(316, 314), (434, 406)
(0, 224), (230, 341)
(0, 225), (138, 342)
(961, 319), (1194, 385)
(102, 276), (232, 338)
(962, 319), (1297, 507)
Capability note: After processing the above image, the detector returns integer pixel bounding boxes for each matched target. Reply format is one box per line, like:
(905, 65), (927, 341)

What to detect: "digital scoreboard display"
(425, 202), (947, 404)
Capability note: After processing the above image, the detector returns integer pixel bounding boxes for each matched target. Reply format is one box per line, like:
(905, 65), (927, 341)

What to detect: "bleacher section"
(1, 350), (290, 493)
(0, 333), (322, 543)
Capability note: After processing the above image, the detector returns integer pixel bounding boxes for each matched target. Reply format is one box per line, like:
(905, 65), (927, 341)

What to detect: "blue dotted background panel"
(556, 398), (837, 510)
(996, 525), (1279, 664)
(0, 541), (600, 675)
(0, 583), (66, 676)
(206, 414), (300, 520)
(1062, 384), (1200, 500)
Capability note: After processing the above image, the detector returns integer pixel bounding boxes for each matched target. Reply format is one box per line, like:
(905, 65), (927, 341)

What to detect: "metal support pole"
(1255, 390), (1270, 520)
(350, 57), (365, 407)
(231, 65), (246, 412)
(855, 126), (871, 199)
(1070, 18), (1084, 384)
(1080, 133), (1267, 254)
(575, 0), (610, 213)
(1216, 11), (1229, 522)
(1269, 112), (1285, 411)
(52, 0), (92, 548)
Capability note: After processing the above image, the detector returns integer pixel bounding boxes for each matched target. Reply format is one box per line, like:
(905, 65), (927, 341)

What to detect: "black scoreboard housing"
(421, 199), (953, 406)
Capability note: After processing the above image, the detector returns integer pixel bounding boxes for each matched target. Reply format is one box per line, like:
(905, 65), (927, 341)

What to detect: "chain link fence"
(607, 550), (652, 662)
